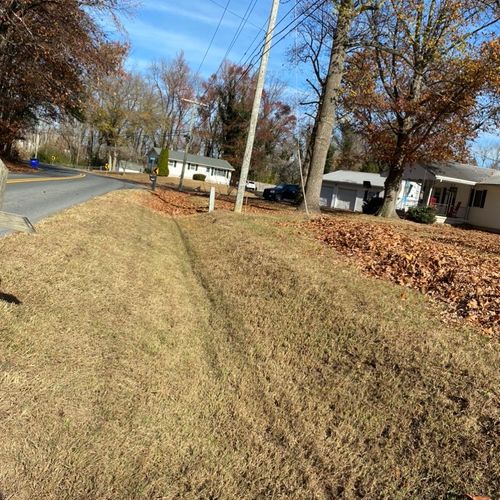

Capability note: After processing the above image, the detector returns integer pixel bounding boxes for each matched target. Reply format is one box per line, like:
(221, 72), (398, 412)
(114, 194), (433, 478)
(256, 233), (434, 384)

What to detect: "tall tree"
(198, 62), (296, 182)
(149, 53), (196, 150)
(346, 0), (500, 217)
(301, 0), (361, 212)
(0, 0), (127, 156)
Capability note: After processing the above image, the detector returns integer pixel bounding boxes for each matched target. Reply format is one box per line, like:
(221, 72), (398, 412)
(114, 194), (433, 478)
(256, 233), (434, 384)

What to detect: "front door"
(444, 187), (457, 215)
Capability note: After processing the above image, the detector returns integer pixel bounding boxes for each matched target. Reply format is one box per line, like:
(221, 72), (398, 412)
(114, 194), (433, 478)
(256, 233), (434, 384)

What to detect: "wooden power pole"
(234, 0), (280, 213)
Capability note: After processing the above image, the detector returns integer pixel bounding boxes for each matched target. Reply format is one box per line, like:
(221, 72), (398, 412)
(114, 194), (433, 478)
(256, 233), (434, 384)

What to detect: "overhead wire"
(234, 0), (329, 85)
(195, 0), (232, 76)
(241, 0), (328, 71)
(212, 0), (260, 78)
(206, 0), (264, 31)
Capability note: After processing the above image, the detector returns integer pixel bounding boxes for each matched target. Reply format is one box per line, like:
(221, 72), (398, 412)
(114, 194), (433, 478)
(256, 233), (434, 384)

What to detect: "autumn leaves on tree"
(0, 0), (127, 156)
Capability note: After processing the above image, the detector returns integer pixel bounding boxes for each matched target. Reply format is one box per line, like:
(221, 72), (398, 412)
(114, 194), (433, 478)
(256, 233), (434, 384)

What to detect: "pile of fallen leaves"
(3, 160), (37, 173)
(142, 188), (296, 217)
(145, 189), (206, 216)
(303, 216), (499, 334)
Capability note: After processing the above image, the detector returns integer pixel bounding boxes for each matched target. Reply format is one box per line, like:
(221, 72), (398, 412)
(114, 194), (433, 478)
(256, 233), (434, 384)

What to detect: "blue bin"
(30, 158), (40, 169)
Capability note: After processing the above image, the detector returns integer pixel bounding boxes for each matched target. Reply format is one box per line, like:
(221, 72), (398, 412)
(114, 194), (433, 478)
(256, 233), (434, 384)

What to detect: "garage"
(335, 188), (357, 211)
(319, 185), (335, 208)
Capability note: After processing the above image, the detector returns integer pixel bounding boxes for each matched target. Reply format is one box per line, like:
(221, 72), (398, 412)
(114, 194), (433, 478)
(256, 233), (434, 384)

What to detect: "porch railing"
(430, 203), (468, 219)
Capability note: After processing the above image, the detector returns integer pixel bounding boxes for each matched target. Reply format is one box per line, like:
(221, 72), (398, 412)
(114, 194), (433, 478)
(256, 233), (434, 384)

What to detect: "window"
(469, 189), (487, 208)
(211, 168), (228, 178)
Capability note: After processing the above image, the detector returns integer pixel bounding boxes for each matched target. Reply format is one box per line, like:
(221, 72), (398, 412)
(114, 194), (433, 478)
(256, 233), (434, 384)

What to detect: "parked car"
(263, 183), (300, 202)
(245, 180), (257, 191)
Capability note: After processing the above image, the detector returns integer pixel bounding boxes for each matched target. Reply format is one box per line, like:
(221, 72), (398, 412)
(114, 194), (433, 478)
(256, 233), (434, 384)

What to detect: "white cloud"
(141, 0), (240, 28)
(124, 18), (227, 69)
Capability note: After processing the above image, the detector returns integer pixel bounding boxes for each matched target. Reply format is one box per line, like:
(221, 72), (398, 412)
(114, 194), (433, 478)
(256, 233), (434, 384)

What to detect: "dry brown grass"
(0, 190), (498, 499)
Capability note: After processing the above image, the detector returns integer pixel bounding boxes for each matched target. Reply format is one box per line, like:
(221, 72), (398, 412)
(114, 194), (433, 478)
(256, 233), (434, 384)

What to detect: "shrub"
(157, 149), (169, 176)
(193, 173), (206, 182)
(37, 147), (70, 165)
(406, 206), (437, 224)
(362, 196), (384, 215)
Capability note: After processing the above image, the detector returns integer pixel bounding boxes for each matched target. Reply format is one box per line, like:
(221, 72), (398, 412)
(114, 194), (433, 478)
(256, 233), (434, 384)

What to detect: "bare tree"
(149, 52), (195, 150)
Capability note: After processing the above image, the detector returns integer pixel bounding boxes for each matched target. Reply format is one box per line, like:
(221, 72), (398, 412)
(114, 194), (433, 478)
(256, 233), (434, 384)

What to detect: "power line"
(196, 0), (232, 76)
(206, 0), (264, 32)
(235, 2), (299, 72)
(214, 0), (260, 76)
(235, 8), (273, 67)
(235, 0), (329, 85)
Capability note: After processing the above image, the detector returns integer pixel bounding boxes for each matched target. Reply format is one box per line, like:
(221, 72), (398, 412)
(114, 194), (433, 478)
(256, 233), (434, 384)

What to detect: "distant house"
(320, 170), (420, 212)
(320, 171), (385, 211)
(320, 162), (500, 232)
(146, 148), (234, 185)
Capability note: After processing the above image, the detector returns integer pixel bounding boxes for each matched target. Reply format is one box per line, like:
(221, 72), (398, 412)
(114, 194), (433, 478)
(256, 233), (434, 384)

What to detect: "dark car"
(263, 183), (300, 202)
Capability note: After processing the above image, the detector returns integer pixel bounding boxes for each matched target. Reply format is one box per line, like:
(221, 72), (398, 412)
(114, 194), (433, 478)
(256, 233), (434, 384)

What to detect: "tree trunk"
(112, 150), (118, 172)
(0, 158), (7, 209)
(378, 164), (404, 218)
(301, 0), (355, 212)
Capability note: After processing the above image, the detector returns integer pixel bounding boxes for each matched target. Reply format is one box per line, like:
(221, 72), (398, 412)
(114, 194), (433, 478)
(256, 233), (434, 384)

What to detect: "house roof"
(405, 161), (499, 185)
(149, 148), (234, 171)
(322, 170), (386, 188)
(477, 172), (500, 186)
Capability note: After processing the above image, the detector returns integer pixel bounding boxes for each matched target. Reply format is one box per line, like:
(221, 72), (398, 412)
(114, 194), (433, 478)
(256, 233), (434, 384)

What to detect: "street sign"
(153, 167), (159, 175)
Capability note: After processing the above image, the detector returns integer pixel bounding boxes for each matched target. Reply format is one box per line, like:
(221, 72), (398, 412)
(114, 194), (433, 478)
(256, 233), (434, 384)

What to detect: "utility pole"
(234, 0), (280, 213)
(178, 98), (207, 191)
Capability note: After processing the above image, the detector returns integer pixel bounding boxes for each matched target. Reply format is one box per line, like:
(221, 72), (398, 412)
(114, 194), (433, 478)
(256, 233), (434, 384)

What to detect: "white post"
(425, 182), (434, 206)
(209, 187), (215, 213)
(234, 0), (280, 213)
(0, 159), (7, 209)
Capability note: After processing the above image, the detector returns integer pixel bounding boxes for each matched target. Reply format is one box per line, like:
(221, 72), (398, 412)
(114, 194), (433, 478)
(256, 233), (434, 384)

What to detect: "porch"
(419, 179), (473, 225)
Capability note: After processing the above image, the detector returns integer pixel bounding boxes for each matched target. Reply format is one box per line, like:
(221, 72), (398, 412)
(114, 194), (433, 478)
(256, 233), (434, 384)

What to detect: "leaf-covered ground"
(4, 160), (39, 173)
(301, 215), (500, 334)
(139, 186), (295, 216)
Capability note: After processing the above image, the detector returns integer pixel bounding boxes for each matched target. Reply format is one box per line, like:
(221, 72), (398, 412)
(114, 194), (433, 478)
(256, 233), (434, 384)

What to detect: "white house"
(320, 162), (500, 232)
(404, 162), (500, 226)
(146, 149), (234, 185)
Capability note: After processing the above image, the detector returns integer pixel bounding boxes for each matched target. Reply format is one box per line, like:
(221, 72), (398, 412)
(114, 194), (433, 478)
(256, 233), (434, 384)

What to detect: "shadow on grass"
(0, 292), (22, 305)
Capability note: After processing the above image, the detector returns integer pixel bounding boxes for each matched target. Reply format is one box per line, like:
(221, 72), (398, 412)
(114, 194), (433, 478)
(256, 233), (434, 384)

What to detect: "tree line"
(0, 0), (498, 215)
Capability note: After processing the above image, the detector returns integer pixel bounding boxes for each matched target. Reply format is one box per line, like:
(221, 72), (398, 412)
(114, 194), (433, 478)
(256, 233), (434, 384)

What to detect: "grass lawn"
(0, 190), (498, 499)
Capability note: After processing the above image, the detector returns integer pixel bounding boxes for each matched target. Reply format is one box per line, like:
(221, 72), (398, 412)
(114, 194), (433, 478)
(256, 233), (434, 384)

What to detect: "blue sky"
(113, 0), (499, 159)
(120, 0), (296, 80)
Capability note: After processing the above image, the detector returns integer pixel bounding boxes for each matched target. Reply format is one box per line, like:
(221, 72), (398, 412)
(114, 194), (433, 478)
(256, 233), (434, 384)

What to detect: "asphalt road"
(3, 165), (137, 227)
